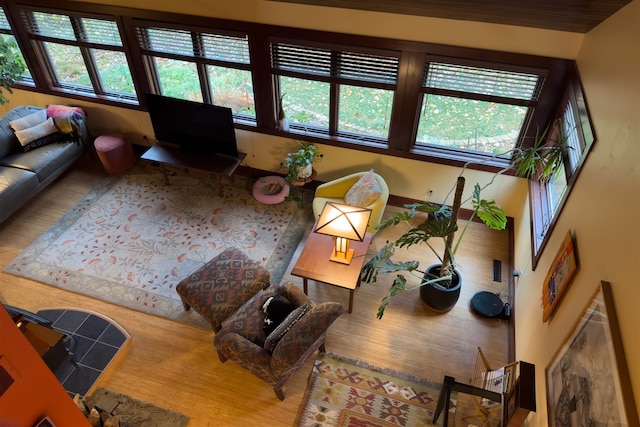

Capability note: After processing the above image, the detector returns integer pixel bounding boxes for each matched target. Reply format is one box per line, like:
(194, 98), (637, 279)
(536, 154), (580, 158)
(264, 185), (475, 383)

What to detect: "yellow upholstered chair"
(312, 171), (389, 233)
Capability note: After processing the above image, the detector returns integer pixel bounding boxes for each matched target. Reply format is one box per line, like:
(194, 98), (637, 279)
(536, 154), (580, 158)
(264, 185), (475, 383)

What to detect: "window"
(415, 60), (545, 157)
(279, 76), (329, 129)
(18, 8), (135, 101)
(530, 73), (595, 267)
(135, 23), (254, 117)
(4, 2), (579, 166)
(0, 7), (31, 82)
(270, 40), (399, 144)
(3, 2), (592, 189)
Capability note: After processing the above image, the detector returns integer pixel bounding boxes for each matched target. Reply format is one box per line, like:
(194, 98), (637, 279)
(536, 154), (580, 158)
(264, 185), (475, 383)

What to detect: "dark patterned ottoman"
(176, 248), (271, 332)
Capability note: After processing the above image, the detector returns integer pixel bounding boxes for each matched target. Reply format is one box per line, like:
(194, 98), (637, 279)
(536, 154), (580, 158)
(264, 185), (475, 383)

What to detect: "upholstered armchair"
(214, 282), (344, 400)
(312, 171), (389, 233)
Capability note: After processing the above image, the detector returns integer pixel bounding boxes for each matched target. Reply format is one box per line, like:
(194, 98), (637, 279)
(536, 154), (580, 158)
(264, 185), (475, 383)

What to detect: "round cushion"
(94, 134), (136, 175)
(252, 176), (290, 204)
(470, 291), (504, 318)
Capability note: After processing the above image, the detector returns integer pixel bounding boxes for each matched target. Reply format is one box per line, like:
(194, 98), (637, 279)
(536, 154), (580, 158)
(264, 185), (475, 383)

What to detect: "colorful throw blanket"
(46, 104), (86, 136)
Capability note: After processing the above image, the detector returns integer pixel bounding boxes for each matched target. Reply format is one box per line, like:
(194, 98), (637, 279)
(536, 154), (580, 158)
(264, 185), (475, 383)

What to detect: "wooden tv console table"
(141, 142), (246, 197)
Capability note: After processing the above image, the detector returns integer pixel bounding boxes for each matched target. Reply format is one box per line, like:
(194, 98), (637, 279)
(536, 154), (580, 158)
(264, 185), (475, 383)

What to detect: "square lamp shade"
(314, 202), (372, 264)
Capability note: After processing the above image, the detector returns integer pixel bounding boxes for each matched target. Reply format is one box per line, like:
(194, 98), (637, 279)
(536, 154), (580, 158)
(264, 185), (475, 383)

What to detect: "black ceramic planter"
(419, 264), (462, 312)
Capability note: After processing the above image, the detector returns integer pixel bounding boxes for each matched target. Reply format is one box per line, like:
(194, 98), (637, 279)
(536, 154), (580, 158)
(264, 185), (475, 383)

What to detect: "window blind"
(136, 26), (250, 64)
(20, 10), (122, 47)
(21, 11), (75, 40)
(271, 41), (399, 85)
(0, 7), (10, 30)
(425, 62), (542, 101)
(562, 102), (582, 174)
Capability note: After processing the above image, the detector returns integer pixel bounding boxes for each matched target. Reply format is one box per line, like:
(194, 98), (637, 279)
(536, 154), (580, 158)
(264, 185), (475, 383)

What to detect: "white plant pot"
(278, 118), (290, 132)
(298, 164), (313, 179)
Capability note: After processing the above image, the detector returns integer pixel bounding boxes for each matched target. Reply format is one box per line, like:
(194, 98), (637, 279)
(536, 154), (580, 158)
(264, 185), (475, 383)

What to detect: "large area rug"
(295, 353), (456, 427)
(4, 166), (311, 327)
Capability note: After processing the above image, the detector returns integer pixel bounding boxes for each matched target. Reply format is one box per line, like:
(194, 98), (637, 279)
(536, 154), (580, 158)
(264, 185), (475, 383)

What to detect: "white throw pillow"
(9, 109), (47, 132)
(14, 117), (60, 147)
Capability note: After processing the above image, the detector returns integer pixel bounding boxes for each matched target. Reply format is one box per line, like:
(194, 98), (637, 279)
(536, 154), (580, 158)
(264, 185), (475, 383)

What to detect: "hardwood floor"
(0, 155), (510, 426)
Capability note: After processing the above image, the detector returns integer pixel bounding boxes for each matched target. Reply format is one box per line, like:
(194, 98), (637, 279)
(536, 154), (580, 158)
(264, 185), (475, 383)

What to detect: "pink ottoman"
(252, 176), (290, 204)
(94, 134), (136, 175)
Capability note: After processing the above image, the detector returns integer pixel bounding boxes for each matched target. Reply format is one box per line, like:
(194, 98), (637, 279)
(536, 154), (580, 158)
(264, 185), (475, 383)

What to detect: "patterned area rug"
(85, 387), (189, 427)
(4, 166), (311, 327)
(295, 353), (455, 427)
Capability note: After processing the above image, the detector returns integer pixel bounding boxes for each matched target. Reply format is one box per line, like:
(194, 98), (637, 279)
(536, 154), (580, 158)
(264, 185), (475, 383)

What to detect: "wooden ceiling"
(267, 0), (632, 33)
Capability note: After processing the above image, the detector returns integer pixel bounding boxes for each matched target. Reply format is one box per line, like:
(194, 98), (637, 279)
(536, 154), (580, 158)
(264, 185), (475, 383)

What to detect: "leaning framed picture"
(546, 281), (639, 426)
(542, 230), (577, 322)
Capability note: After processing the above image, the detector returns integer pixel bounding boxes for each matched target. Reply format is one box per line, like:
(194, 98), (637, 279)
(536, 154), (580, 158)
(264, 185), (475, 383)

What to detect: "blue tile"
(80, 342), (119, 371)
(55, 360), (76, 384)
(71, 335), (95, 362)
(53, 310), (90, 334)
(62, 365), (101, 397)
(99, 324), (127, 347)
(76, 315), (110, 340)
(33, 308), (129, 398)
(37, 309), (65, 324)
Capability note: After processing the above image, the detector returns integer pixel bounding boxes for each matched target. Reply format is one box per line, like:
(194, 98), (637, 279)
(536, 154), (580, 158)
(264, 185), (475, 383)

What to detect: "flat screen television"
(145, 93), (239, 158)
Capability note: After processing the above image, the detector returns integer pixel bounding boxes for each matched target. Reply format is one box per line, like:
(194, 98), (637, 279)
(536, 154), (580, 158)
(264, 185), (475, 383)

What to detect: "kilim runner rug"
(295, 352), (456, 426)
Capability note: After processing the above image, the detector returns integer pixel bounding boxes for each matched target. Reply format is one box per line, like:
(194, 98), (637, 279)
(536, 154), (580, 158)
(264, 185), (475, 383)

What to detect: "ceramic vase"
(298, 163), (313, 179)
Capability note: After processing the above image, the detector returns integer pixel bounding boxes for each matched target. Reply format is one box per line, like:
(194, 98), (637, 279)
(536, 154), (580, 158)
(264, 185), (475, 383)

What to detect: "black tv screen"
(145, 93), (239, 158)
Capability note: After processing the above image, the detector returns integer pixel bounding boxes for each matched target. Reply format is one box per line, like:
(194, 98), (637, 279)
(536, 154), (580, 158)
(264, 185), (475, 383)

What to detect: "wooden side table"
(290, 168), (317, 187)
(291, 230), (373, 313)
(289, 168), (316, 207)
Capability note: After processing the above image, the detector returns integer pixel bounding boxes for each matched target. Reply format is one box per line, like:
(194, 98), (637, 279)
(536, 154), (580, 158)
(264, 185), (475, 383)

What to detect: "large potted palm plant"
(361, 127), (567, 318)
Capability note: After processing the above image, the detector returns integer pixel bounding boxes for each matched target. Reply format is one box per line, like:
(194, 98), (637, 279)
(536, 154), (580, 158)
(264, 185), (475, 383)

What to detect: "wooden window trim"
(529, 64), (595, 269)
(4, 0), (584, 174)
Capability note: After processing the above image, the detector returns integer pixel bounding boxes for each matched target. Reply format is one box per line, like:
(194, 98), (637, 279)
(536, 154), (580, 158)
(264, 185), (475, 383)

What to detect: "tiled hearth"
(36, 308), (130, 398)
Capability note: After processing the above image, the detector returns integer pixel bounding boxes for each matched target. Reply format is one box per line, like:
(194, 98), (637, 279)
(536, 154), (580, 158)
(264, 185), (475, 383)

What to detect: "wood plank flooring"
(0, 155), (510, 426)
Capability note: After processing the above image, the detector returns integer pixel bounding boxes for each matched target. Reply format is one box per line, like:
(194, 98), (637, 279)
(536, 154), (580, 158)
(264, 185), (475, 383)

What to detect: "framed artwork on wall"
(545, 281), (639, 427)
(542, 230), (577, 322)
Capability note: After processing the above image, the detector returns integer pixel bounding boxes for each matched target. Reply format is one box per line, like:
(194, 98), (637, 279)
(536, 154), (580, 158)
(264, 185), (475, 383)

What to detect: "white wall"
(512, 1), (640, 425)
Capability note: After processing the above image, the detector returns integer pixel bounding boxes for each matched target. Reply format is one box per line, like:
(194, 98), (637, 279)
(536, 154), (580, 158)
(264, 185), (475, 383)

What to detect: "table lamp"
(314, 201), (372, 264)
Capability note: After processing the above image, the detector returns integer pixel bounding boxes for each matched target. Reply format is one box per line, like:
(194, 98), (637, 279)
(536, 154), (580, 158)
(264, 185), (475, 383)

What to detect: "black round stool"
(470, 291), (504, 318)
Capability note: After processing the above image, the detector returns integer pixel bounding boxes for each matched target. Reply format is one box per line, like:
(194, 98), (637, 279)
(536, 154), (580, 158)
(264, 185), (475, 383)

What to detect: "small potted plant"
(0, 38), (26, 105)
(281, 141), (323, 183)
(361, 126), (567, 318)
